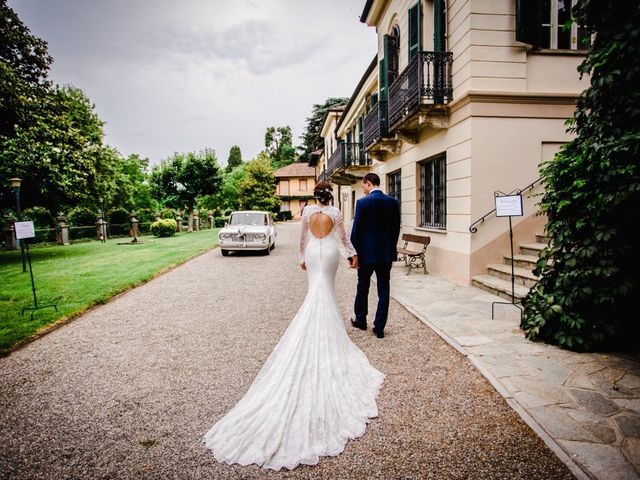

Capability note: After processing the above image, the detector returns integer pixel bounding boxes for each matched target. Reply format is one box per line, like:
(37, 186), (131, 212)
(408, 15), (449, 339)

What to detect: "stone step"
(504, 253), (539, 270)
(471, 274), (530, 301)
(487, 263), (539, 288)
(535, 233), (550, 244)
(519, 242), (547, 257)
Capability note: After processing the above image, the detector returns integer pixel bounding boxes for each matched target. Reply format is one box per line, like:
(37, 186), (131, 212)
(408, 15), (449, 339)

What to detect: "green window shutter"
(346, 131), (352, 144)
(370, 92), (378, 108)
(408, 2), (421, 60)
(385, 34), (400, 84)
(516, 0), (544, 48)
(434, 0), (446, 52)
(379, 58), (388, 102)
(358, 116), (364, 145)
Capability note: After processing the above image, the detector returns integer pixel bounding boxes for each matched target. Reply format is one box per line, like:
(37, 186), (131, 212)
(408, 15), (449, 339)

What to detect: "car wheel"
(221, 249), (229, 256)
(263, 246), (270, 255)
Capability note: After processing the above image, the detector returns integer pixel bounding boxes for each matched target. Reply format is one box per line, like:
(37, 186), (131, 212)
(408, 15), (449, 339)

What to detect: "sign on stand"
(14, 221), (35, 240)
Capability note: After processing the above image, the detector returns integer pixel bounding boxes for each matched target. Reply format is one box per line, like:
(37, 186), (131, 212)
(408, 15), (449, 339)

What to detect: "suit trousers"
(354, 262), (392, 332)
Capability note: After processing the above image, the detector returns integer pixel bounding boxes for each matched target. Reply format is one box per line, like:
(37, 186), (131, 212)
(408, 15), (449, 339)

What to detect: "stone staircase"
(472, 233), (548, 301)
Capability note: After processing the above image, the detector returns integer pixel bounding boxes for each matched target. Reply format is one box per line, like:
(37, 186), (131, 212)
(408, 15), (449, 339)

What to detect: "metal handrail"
(468, 177), (543, 233)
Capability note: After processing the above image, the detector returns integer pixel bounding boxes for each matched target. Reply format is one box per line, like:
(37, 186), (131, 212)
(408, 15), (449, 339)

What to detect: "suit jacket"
(350, 189), (401, 264)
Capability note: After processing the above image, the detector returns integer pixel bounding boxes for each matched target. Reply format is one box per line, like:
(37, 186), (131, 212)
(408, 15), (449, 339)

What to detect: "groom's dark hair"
(363, 173), (380, 186)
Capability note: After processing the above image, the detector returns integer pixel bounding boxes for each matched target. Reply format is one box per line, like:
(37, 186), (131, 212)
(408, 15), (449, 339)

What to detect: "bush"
(68, 206), (97, 226)
(150, 219), (177, 237)
(214, 216), (227, 228)
(160, 207), (175, 220)
(109, 208), (130, 226)
(276, 211), (292, 221)
(22, 206), (53, 228)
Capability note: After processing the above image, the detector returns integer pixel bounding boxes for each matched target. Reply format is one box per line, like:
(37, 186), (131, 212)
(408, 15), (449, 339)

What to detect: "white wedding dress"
(204, 205), (385, 470)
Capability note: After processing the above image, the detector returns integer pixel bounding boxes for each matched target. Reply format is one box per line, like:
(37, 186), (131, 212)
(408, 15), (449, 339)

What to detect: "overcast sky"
(9, 0), (377, 166)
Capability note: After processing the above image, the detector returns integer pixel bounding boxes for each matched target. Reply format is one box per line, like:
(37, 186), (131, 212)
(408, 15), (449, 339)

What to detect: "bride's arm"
(334, 209), (357, 259)
(299, 211), (309, 268)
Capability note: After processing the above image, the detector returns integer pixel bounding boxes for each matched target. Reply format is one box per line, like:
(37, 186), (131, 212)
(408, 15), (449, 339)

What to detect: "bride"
(204, 181), (385, 471)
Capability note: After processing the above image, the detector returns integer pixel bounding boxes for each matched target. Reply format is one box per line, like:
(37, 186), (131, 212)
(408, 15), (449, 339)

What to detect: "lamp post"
(98, 196), (106, 243)
(9, 178), (26, 272)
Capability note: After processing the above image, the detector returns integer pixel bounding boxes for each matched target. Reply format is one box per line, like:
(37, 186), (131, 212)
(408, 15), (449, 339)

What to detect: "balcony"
(363, 101), (389, 151)
(326, 142), (371, 185)
(388, 51), (453, 137)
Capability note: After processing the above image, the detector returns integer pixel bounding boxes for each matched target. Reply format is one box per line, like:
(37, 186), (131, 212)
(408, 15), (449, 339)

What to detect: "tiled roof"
(274, 162), (316, 178)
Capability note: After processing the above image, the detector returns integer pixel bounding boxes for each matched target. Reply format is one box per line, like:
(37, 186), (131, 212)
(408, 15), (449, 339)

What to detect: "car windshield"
(230, 212), (268, 226)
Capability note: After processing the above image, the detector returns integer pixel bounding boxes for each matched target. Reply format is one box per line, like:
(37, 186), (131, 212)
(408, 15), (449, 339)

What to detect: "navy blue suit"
(350, 189), (401, 333)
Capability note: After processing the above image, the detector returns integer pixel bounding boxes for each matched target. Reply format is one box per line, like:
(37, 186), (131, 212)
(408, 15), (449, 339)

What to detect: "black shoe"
(351, 318), (367, 330)
(372, 328), (384, 338)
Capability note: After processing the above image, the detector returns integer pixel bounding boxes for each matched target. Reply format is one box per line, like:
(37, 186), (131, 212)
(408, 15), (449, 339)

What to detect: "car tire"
(221, 249), (229, 256)
(263, 246), (270, 255)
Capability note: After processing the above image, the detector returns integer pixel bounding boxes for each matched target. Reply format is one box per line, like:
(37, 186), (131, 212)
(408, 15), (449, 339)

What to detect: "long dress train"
(203, 205), (384, 470)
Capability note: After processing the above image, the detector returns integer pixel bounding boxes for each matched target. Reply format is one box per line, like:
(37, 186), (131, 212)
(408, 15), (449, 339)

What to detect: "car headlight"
(219, 233), (231, 240)
(256, 233), (266, 240)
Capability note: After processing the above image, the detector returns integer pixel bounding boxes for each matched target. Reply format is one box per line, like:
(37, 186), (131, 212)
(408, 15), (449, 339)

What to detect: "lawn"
(0, 229), (220, 353)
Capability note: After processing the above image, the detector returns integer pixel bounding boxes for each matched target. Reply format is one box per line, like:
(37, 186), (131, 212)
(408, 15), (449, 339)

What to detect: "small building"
(274, 163), (317, 219)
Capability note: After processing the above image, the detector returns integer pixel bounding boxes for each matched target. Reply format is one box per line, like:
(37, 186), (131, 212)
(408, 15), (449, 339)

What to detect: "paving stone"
(456, 335), (493, 347)
(565, 373), (597, 390)
(514, 391), (557, 409)
(615, 414), (640, 437)
(569, 388), (620, 416)
(559, 440), (640, 480)
(621, 437), (640, 473)
(620, 374), (640, 390)
(615, 399), (640, 414)
(592, 378), (637, 399)
(511, 376), (574, 406)
(530, 406), (598, 442)
(522, 355), (573, 385)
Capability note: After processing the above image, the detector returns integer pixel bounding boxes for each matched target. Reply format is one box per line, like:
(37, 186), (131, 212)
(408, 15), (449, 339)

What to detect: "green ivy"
(521, 1), (640, 350)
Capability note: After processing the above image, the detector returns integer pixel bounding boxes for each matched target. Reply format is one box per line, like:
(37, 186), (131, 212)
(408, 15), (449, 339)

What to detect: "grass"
(0, 229), (220, 353)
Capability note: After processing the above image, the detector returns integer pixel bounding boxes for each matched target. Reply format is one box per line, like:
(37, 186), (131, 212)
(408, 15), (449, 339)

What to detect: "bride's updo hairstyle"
(313, 181), (333, 204)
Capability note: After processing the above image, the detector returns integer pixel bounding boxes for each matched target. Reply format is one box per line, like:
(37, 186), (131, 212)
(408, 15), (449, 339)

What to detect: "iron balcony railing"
(388, 51), (453, 132)
(327, 142), (371, 176)
(318, 168), (328, 183)
(363, 100), (389, 150)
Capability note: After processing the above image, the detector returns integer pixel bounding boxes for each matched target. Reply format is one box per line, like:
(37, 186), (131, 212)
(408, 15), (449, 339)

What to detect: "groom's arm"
(350, 199), (364, 252)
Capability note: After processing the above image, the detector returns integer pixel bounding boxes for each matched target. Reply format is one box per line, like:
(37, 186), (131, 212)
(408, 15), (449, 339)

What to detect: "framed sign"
(14, 221), (35, 240)
(495, 194), (523, 217)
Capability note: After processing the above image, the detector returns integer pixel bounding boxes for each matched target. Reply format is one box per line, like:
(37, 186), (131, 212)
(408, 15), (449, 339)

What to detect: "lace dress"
(204, 204), (385, 470)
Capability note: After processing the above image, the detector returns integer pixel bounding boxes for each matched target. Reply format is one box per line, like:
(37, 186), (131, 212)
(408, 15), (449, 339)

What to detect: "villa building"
(314, 0), (589, 290)
(274, 163), (317, 219)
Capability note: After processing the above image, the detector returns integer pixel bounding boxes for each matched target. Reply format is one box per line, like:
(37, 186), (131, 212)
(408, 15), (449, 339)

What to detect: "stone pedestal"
(194, 214), (200, 231)
(129, 214), (139, 238)
(176, 215), (182, 232)
(208, 214), (214, 229)
(56, 215), (70, 246)
(96, 218), (107, 241)
(3, 219), (18, 250)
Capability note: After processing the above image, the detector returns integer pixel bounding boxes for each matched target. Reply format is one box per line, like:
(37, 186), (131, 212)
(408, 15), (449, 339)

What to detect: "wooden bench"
(397, 233), (431, 275)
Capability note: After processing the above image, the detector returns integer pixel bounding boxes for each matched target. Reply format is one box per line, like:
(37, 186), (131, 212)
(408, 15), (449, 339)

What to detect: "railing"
(363, 100), (388, 150)
(388, 51), (453, 131)
(469, 177), (543, 233)
(327, 142), (371, 176)
(318, 168), (327, 182)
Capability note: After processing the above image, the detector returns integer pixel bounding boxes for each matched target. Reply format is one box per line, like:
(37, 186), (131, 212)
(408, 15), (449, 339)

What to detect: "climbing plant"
(521, 1), (640, 350)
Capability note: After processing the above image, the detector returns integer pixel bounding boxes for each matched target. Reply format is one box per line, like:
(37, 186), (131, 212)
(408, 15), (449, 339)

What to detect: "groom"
(349, 173), (401, 338)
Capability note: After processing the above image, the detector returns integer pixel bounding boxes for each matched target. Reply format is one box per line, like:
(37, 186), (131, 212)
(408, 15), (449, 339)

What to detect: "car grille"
(229, 233), (263, 242)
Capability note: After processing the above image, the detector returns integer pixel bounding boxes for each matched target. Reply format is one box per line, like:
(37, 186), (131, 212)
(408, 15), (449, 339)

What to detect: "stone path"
(0, 222), (574, 479)
(390, 269), (640, 479)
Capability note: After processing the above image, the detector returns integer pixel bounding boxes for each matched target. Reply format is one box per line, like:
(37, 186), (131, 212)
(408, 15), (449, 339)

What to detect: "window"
(387, 170), (402, 203)
(516, 0), (589, 50)
(299, 179), (307, 191)
(280, 180), (290, 195)
(418, 153), (446, 229)
(280, 200), (290, 212)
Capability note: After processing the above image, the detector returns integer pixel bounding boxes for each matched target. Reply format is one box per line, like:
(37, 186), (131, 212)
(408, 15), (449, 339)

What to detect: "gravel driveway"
(0, 222), (574, 479)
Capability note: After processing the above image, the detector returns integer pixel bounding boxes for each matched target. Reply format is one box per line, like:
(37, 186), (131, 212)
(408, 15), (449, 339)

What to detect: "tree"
(0, 85), (106, 214)
(239, 153), (280, 213)
(521, 1), (640, 350)
(149, 148), (222, 231)
(264, 126), (296, 169)
(298, 97), (349, 163)
(225, 145), (243, 173)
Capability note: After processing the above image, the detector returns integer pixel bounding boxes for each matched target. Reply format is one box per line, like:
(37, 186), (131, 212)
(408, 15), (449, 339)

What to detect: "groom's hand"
(349, 255), (359, 269)
(300, 262), (306, 271)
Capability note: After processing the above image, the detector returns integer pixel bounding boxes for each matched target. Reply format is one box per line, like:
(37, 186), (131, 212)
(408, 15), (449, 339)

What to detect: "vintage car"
(218, 210), (277, 256)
